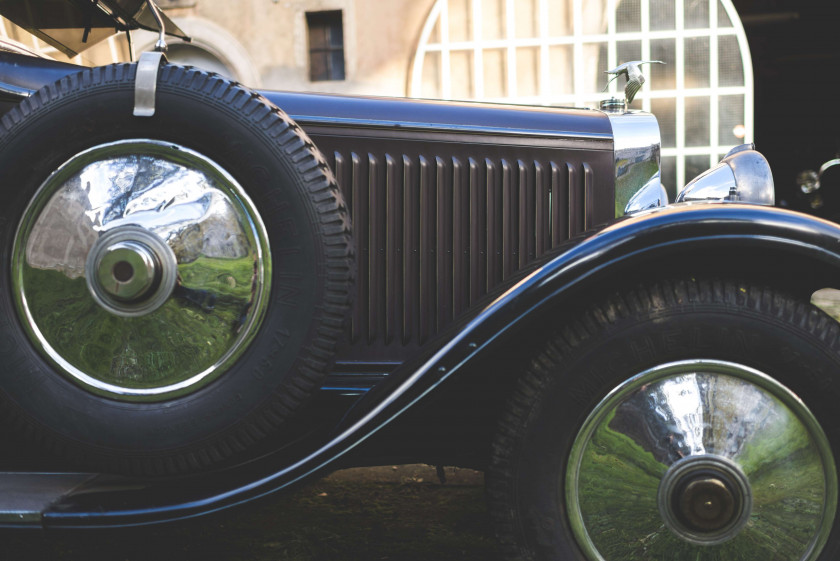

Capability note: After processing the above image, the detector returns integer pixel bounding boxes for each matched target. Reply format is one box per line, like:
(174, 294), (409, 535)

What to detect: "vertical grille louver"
(330, 150), (596, 348)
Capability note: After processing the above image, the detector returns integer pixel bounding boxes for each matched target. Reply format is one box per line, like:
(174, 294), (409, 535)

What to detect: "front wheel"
(488, 279), (840, 561)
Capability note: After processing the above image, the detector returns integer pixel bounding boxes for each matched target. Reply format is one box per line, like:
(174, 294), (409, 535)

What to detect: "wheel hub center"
(96, 240), (159, 302)
(85, 226), (178, 317)
(658, 455), (752, 545)
(675, 474), (738, 532)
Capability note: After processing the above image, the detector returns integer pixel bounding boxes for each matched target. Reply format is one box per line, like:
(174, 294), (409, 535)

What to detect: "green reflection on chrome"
(566, 361), (835, 561)
(13, 140), (271, 401)
(21, 255), (256, 389)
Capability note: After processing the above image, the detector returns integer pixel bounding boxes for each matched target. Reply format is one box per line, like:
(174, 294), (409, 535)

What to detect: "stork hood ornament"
(604, 60), (664, 104)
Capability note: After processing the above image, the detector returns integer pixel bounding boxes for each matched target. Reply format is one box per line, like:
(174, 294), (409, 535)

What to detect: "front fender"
(44, 203), (840, 527)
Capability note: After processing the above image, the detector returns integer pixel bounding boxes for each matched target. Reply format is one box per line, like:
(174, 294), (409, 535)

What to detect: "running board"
(0, 473), (95, 526)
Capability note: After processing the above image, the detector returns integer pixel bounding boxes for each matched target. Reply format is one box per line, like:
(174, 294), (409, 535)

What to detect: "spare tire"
(0, 63), (353, 475)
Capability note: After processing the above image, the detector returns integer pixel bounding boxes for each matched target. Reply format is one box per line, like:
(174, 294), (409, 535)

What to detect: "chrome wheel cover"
(13, 140), (271, 401)
(566, 360), (837, 561)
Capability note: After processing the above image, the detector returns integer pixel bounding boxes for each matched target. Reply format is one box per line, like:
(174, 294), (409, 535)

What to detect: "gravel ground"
(0, 465), (498, 561)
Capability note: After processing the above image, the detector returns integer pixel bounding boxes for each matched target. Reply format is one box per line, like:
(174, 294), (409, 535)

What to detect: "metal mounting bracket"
(133, 51), (167, 117)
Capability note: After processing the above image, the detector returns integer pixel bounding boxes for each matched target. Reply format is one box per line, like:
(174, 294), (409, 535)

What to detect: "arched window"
(410, 0), (753, 193)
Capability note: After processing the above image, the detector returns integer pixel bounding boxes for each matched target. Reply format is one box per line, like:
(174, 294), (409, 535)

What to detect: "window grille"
(410, 0), (753, 193)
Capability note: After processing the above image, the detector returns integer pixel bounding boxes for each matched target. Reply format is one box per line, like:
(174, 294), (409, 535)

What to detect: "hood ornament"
(603, 60), (664, 105)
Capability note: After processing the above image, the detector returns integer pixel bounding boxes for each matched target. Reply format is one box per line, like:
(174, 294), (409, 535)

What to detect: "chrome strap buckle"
(133, 51), (166, 117)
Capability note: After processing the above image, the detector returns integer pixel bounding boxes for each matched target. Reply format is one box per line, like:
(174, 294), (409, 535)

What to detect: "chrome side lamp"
(676, 144), (775, 206)
(625, 173), (669, 214)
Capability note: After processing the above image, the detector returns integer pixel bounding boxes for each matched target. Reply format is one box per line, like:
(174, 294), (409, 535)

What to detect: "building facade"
(1, 0), (753, 192)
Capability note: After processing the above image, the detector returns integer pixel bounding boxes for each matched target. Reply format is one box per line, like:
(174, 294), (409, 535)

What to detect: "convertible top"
(0, 0), (188, 57)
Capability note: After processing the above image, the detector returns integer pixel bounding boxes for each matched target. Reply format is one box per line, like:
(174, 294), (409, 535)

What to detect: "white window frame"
(410, 0), (754, 188)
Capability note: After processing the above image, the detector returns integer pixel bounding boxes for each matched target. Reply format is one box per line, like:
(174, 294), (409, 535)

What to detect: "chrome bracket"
(145, 0), (169, 53)
(133, 50), (166, 117)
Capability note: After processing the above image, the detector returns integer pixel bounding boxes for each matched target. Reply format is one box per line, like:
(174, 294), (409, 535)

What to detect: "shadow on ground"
(0, 465), (501, 561)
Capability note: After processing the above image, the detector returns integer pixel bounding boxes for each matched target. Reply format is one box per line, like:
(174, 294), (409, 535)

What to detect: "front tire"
(488, 279), (840, 561)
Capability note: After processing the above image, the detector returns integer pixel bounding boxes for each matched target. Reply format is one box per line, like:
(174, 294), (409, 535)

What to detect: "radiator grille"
(329, 150), (597, 347)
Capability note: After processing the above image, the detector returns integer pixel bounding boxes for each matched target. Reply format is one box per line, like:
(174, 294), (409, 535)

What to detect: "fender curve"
(43, 203), (840, 528)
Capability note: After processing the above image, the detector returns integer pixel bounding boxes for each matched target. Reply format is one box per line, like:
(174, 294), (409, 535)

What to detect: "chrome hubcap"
(13, 140), (271, 401)
(566, 360), (837, 561)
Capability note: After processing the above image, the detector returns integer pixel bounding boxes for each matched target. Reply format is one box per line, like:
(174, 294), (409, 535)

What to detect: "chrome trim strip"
(287, 114), (614, 141)
(0, 82), (34, 99)
(819, 159), (840, 177)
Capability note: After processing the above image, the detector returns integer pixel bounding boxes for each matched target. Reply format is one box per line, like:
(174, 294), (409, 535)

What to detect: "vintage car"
(0, 2), (839, 560)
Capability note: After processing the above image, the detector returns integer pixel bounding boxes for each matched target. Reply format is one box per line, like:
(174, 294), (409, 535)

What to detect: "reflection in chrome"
(657, 454), (752, 546)
(566, 360), (836, 561)
(676, 144), (774, 205)
(818, 159), (840, 182)
(797, 159), (840, 210)
(606, 110), (662, 218)
(12, 140), (271, 401)
(624, 173), (668, 215)
(84, 225), (179, 317)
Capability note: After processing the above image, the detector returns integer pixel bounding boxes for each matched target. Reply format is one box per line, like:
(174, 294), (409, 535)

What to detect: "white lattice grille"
(410, 0), (754, 192)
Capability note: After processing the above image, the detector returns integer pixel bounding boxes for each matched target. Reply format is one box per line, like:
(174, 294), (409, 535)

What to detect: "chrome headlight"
(676, 144), (775, 206)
